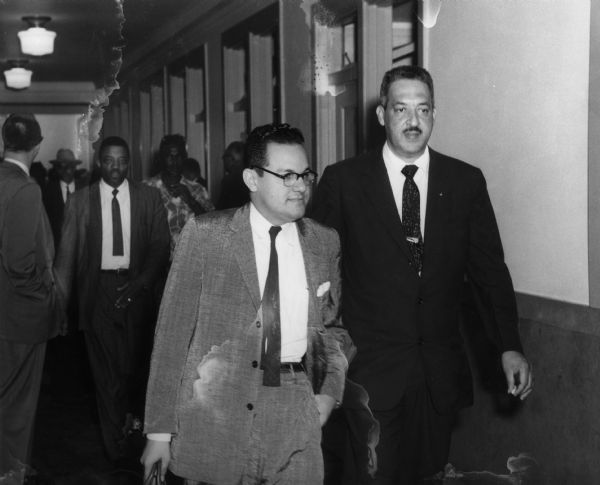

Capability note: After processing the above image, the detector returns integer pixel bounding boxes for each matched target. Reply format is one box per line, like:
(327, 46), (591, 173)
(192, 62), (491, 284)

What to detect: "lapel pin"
(439, 192), (444, 197)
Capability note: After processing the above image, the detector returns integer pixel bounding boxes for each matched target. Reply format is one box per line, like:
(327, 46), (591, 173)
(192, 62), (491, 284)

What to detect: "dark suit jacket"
(43, 178), (85, 246)
(54, 180), (170, 330)
(144, 204), (351, 483)
(0, 161), (61, 343)
(312, 148), (522, 414)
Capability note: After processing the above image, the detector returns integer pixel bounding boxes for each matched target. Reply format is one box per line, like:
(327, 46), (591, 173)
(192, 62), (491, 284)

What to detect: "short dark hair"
(159, 134), (187, 161)
(98, 136), (130, 159)
(245, 123), (304, 170)
(2, 114), (43, 152)
(379, 66), (435, 108)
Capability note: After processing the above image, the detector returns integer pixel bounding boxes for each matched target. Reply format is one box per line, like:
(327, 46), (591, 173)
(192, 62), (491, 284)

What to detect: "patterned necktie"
(401, 165), (423, 274)
(112, 188), (124, 256)
(261, 225), (282, 387)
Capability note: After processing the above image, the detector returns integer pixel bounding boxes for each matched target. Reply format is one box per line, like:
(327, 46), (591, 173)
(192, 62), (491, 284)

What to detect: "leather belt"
(100, 268), (129, 276)
(280, 362), (305, 373)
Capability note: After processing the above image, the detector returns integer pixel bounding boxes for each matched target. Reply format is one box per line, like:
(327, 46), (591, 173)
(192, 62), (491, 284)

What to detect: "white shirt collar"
(382, 142), (430, 176)
(3, 157), (29, 176)
(249, 202), (295, 241)
(99, 178), (129, 194)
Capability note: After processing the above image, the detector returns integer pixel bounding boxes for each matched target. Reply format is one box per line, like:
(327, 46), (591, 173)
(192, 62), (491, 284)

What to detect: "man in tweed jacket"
(142, 123), (350, 484)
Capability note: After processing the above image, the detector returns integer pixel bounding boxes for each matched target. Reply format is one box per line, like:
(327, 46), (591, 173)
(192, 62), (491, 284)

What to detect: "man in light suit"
(0, 114), (62, 478)
(55, 136), (170, 463)
(141, 123), (351, 484)
(312, 66), (533, 484)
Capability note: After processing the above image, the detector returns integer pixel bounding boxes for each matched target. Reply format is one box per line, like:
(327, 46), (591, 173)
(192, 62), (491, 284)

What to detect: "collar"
(382, 142), (430, 176)
(249, 202), (296, 242)
(99, 178), (129, 195)
(3, 157), (29, 176)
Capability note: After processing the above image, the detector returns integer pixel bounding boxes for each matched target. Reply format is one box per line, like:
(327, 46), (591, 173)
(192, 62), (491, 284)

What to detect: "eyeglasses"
(251, 165), (317, 187)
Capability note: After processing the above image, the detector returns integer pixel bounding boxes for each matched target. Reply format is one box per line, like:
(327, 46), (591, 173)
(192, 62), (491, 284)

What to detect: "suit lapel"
(230, 204), (261, 310)
(422, 149), (451, 281)
(88, 183), (102, 272)
(297, 219), (319, 328)
(363, 153), (415, 265)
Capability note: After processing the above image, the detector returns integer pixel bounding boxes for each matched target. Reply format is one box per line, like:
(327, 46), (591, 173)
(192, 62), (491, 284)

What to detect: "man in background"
(55, 136), (170, 465)
(216, 140), (249, 210)
(0, 114), (62, 480)
(43, 148), (85, 247)
(145, 134), (214, 256)
(313, 66), (532, 484)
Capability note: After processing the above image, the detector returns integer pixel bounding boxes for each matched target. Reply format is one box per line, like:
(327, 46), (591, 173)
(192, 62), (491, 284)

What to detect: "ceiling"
(0, 0), (197, 87)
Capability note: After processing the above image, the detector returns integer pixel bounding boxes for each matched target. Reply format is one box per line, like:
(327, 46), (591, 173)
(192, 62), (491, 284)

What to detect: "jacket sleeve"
(318, 226), (353, 402)
(466, 169), (523, 353)
(144, 218), (204, 434)
(135, 187), (170, 289)
(3, 183), (50, 298)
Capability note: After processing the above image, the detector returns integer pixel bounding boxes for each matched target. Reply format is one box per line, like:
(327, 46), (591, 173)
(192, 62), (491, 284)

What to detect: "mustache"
(403, 127), (422, 135)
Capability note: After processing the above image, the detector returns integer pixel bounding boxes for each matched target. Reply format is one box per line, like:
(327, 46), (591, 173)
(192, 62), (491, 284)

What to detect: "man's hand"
(141, 439), (170, 482)
(502, 350), (533, 400)
(115, 280), (144, 309)
(315, 394), (337, 426)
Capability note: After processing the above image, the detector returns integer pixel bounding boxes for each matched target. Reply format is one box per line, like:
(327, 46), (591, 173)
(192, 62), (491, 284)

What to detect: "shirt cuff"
(146, 433), (172, 442)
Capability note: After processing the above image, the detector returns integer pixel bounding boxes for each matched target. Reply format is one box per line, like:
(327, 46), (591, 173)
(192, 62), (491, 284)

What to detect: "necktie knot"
(269, 225), (281, 241)
(112, 188), (119, 198)
(402, 164), (418, 180)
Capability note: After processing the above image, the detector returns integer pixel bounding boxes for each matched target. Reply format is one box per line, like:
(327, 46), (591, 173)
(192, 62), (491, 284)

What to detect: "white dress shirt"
(60, 180), (76, 203)
(382, 142), (430, 239)
(250, 203), (309, 363)
(3, 157), (29, 176)
(99, 179), (131, 270)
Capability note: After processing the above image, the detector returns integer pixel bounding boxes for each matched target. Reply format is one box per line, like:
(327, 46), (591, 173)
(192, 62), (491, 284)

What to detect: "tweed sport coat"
(144, 204), (350, 484)
(0, 161), (61, 344)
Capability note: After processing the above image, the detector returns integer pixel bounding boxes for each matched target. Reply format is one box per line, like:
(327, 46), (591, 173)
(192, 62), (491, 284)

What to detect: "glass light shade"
(18, 27), (56, 56)
(4, 68), (33, 89)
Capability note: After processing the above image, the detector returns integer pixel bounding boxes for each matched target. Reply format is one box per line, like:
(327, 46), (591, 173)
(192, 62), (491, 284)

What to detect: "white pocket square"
(316, 281), (330, 297)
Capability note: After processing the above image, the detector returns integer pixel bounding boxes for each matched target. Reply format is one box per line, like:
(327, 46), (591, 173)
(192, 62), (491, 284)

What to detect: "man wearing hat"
(0, 114), (62, 479)
(43, 148), (84, 247)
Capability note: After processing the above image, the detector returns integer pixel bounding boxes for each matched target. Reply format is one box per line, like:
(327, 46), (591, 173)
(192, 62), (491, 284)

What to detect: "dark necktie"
(401, 165), (423, 274)
(260, 225), (282, 387)
(112, 188), (124, 256)
(65, 187), (72, 203)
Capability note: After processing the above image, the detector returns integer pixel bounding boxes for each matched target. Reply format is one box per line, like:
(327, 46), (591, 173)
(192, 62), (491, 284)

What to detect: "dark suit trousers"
(84, 272), (154, 460)
(0, 339), (46, 475)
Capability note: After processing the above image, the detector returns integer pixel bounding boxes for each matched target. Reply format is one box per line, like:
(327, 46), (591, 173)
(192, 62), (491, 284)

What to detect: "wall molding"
(517, 292), (600, 338)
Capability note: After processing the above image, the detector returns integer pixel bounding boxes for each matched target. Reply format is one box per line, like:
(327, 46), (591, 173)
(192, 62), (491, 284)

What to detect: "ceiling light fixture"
(18, 16), (56, 56)
(4, 59), (33, 90)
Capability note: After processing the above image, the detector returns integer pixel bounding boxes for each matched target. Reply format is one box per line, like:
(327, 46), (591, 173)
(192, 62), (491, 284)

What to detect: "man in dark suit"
(141, 123), (351, 484)
(0, 114), (62, 478)
(55, 136), (170, 463)
(312, 66), (533, 484)
(43, 148), (84, 247)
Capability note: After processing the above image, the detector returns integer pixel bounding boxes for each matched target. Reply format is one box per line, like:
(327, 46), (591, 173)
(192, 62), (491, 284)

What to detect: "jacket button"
(417, 297), (424, 304)
(247, 403), (253, 410)
(417, 338), (424, 346)
(252, 360), (258, 368)
(256, 321), (261, 328)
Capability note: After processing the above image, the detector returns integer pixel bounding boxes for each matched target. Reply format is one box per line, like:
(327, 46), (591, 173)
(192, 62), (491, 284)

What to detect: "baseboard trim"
(516, 292), (600, 337)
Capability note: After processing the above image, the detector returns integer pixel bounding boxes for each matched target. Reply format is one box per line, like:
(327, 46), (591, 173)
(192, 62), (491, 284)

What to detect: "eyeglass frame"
(251, 165), (318, 187)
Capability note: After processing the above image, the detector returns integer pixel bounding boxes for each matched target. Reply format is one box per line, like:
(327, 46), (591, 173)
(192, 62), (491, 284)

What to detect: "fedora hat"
(50, 148), (81, 165)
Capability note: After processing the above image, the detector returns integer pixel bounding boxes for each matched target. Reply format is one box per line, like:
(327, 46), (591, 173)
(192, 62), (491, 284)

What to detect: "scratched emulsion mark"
(192, 340), (234, 420)
(77, 0), (125, 152)
(427, 453), (541, 484)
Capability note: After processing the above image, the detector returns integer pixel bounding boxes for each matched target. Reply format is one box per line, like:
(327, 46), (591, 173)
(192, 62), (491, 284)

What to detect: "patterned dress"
(144, 175), (215, 256)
